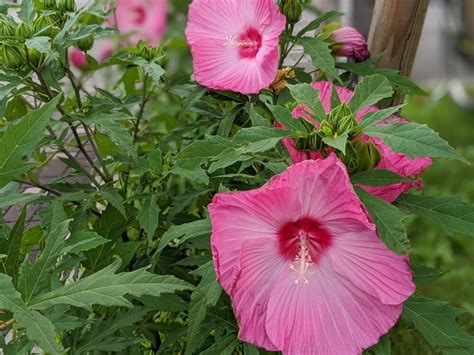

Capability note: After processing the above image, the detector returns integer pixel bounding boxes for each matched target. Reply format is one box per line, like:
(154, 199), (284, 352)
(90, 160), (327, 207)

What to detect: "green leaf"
(356, 188), (410, 255)
(349, 74), (394, 113)
(201, 334), (239, 355)
(100, 187), (127, 217)
(138, 196), (160, 242)
(208, 147), (249, 173)
(19, 0), (35, 23)
(351, 169), (412, 186)
(29, 258), (191, 310)
(249, 104), (271, 127)
(322, 133), (348, 154)
(63, 231), (110, 254)
(267, 104), (307, 133)
(367, 334), (391, 355)
(175, 136), (233, 170)
(172, 166), (209, 185)
(402, 297), (474, 354)
(300, 37), (339, 79)
(287, 83), (326, 121)
(0, 192), (39, 209)
(360, 104), (405, 128)
(185, 261), (222, 355)
(235, 126), (290, 154)
(412, 265), (444, 285)
(0, 274), (63, 354)
(396, 194), (474, 237)
(156, 218), (211, 254)
(19, 220), (71, 304)
(0, 206), (27, 283)
(365, 122), (466, 162)
(0, 96), (61, 187)
(296, 11), (343, 37)
(143, 63), (165, 85)
(25, 37), (51, 55)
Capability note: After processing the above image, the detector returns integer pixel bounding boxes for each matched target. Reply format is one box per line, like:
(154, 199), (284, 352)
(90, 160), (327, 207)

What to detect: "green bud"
(15, 22), (33, 39)
(348, 137), (381, 173)
(28, 48), (46, 70)
(0, 18), (16, 37)
(59, 0), (76, 12)
(43, 0), (57, 10)
(76, 35), (94, 52)
(33, 15), (55, 36)
(282, 0), (304, 25)
(0, 43), (26, 69)
(152, 46), (168, 67)
(318, 120), (334, 138)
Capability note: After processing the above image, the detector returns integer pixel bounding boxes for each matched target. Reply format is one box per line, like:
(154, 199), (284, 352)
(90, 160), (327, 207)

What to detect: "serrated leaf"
(351, 169), (412, 186)
(412, 265), (444, 284)
(155, 218), (211, 254)
(402, 298), (474, 354)
(29, 258), (191, 310)
(234, 126), (290, 154)
(19, 220), (71, 304)
(63, 231), (110, 254)
(365, 122), (466, 162)
(25, 37), (51, 54)
(172, 166), (209, 185)
(300, 37), (339, 79)
(296, 11), (343, 37)
(0, 96), (61, 187)
(267, 104), (307, 133)
(100, 187), (127, 217)
(0, 192), (39, 209)
(0, 274), (63, 354)
(349, 74), (394, 112)
(143, 62), (165, 85)
(322, 133), (348, 154)
(249, 104), (271, 127)
(19, 0), (35, 23)
(360, 105), (405, 128)
(208, 147), (248, 173)
(287, 83), (326, 121)
(0, 206), (26, 283)
(138, 196), (160, 242)
(175, 137), (233, 170)
(356, 188), (410, 255)
(185, 261), (222, 355)
(396, 194), (474, 236)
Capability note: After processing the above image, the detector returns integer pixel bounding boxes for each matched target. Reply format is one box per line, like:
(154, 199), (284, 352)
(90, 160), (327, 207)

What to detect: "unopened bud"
(0, 18), (16, 37)
(349, 137), (381, 172)
(59, 0), (76, 12)
(15, 22), (33, 39)
(28, 48), (46, 70)
(281, 0), (304, 25)
(76, 35), (94, 52)
(43, 0), (57, 10)
(0, 43), (26, 69)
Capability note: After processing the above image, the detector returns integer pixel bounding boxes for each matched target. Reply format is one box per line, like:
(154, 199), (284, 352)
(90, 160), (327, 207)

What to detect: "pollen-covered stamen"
(290, 235), (313, 285)
(225, 27), (263, 58)
(225, 36), (260, 49)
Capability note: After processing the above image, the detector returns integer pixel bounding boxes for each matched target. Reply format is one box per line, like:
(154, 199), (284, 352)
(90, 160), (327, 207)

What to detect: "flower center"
(277, 217), (333, 284)
(131, 6), (147, 25)
(225, 27), (262, 58)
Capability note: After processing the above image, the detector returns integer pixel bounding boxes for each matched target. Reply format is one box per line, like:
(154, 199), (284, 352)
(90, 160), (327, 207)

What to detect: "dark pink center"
(131, 6), (147, 25)
(278, 217), (332, 263)
(237, 27), (262, 58)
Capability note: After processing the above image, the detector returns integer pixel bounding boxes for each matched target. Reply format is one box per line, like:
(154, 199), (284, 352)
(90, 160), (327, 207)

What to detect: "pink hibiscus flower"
(68, 48), (88, 69)
(185, 0), (286, 94)
(209, 156), (415, 354)
(279, 81), (432, 202)
(113, 0), (168, 46)
(331, 27), (370, 62)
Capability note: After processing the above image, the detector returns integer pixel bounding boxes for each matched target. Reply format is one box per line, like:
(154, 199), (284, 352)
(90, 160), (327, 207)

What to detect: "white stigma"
(224, 35), (259, 48)
(289, 235), (313, 285)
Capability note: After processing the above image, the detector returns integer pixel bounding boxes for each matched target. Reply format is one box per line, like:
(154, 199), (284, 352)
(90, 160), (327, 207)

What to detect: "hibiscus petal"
(209, 186), (301, 293)
(265, 258), (403, 354)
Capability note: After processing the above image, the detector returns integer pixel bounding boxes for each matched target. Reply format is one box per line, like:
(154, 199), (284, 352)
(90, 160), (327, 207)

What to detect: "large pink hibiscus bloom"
(114, 0), (168, 46)
(279, 81), (432, 202)
(209, 156), (415, 354)
(185, 0), (286, 94)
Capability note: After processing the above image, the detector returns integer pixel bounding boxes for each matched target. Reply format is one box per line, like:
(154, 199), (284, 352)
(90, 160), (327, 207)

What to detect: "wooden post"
(368, 0), (430, 103)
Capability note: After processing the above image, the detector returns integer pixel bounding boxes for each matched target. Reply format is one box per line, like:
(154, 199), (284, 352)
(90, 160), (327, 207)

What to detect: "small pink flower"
(278, 81), (432, 202)
(114, 0), (168, 46)
(185, 0), (286, 94)
(331, 27), (370, 62)
(69, 48), (88, 69)
(209, 156), (415, 354)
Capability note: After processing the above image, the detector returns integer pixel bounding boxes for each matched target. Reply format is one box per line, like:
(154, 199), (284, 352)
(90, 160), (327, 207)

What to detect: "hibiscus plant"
(0, 0), (473, 354)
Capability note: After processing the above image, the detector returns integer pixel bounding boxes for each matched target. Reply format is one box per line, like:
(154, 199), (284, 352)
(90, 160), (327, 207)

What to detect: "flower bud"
(282, 0), (304, 25)
(33, 15), (54, 35)
(43, 0), (57, 10)
(152, 46), (168, 67)
(347, 137), (381, 173)
(0, 43), (26, 69)
(76, 35), (94, 52)
(28, 48), (46, 70)
(0, 18), (16, 37)
(330, 27), (370, 62)
(15, 22), (33, 39)
(68, 47), (88, 69)
(59, 0), (76, 12)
